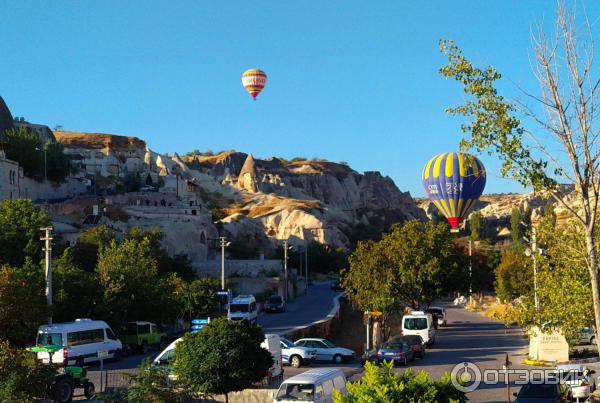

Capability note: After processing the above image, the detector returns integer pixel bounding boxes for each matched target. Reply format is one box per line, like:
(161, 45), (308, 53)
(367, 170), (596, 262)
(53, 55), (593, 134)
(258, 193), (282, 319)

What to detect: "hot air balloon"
(241, 69), (267, 100)
(422, 152), (486, 230)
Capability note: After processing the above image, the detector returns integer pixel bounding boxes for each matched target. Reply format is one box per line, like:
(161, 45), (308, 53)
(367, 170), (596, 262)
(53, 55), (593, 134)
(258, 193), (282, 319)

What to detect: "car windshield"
(275, 383), (314, 401)
(281, 338), (294, 349)
(404, 317), (428, 330)
(322, 340), (335, 348)
(229, 304), (249, 313)
(269, 296), (283, 303)
(426, 308), (442, 315)
(518, 384), (557, 398)
(37, 332), (63, 346)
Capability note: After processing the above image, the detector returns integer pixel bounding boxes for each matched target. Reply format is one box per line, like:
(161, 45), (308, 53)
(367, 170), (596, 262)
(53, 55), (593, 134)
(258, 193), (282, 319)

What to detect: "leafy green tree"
(52, 249), (102, 322)
(70, 225), (116, 272)
(0, 261), (47, 344)
(469, 211), (486, 241)
(122, 172), (142, 192)
(172, 277), (219, 321)
(0, 199), (50, 267)
(439, 6), (600, 352)
(127, 358), (184, 403)
(96, 238), (172, 326)
(0, 341), (58, 402)
(44, 141), (73, 182)
(495, 249), (532, 303)
(343, 221), (463, 312)
(173, 318), (273, 403)
(510, 208), (524, 246)
(333, 361), (467, 403)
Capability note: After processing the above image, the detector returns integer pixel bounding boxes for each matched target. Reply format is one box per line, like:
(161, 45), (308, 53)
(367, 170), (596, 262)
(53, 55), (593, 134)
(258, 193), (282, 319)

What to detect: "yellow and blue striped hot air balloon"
(422, 152), (486, 230)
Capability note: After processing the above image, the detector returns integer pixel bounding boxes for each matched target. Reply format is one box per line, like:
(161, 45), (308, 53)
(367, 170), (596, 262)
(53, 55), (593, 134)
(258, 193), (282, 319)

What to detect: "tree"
(495, 249), (532, 303)
(469, 211), (486, 241)
(343, 221), (462, 312)
(173, 318), (272, 403)
(439, 3), (600, 349)
(96, 238), (172, 326)
(127, 358), (184, 403)
(172, 277), (219, 321)
(0, 262), (47, 345)
(0, 199), (50, 268)
(510, 208), (524, 245)
(0, 341), (57, 402)
(333, 361), (467, 403)
(70, 225), (116, 272)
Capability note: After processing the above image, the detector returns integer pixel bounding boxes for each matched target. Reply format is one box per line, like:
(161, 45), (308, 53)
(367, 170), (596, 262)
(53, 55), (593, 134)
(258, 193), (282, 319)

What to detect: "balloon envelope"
(242, 69), (267, 100)
(422, 152), (486, 229)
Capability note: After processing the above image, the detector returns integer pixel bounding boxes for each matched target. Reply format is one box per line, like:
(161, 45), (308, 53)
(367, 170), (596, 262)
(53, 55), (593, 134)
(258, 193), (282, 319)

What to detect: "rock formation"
(236, 154), (259, 193)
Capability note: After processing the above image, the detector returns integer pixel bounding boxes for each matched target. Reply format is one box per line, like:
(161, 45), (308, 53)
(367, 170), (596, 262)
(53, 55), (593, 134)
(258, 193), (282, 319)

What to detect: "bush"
(334, 361), (467, 402)
(127, 358), (184, 403)
(0, 341), (57, 402)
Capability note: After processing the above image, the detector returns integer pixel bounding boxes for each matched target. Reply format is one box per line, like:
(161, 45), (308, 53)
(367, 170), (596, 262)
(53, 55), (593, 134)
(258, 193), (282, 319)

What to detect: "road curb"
(280, 292), (345, 337)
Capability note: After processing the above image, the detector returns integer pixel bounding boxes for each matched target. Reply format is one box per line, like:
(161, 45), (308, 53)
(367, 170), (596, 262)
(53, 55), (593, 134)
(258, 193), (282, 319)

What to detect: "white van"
(228, 294), (258, 325)
(261, 333), (283, 380)
(401, 311), (436, 346)
(36, 319), (122, 365)
(274, 369), (347, 403)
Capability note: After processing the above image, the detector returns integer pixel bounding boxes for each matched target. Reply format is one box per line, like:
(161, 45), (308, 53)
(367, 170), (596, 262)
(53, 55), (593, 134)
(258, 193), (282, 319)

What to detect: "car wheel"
(84, 381), (95, 399)
(333, 354), (343, 364)
(290, 355), (302, 368)
(53, 377), (74, 403)
(112, 349), (122, 362)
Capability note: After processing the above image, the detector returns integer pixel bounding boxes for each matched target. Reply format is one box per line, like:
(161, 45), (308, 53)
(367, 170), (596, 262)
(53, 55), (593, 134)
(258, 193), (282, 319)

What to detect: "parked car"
(294, 338), (355, 364)
(425, 306), (447, 327)
(576, 327), (597, 345)
(375, 340), (414, 366)
(119, 321), (167, 354)
(36, 319), (122, 366)
(513, 382), (572, 402)
(402, 311), (436, 346)
(266, 295), (286, 313)
(554, 364), (596, 401)
(280, 337), (317, 368)
(392, 335), (426, 358)
(330, 279), (344, 291)
(228, 294), (258, 325)
(139, 185), (155, 192)
(274, 368), (347, 402)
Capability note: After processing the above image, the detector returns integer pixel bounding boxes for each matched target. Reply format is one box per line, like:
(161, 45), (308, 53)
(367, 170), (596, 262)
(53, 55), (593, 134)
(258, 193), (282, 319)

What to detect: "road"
(83, 297), (529, 403)
(258, 282), (344, 335)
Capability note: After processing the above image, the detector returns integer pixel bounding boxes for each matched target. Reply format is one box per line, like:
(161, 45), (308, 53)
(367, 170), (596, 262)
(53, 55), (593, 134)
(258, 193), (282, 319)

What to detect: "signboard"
(191, 318), (210, 334)
(97, 350), (109, 359)
(529, 326), (569, 362)
(215, 289), (233, 304)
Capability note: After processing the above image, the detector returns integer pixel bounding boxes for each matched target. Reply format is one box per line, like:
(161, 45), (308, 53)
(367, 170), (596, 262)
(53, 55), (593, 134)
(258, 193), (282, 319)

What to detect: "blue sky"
(1, 1), (594, 196)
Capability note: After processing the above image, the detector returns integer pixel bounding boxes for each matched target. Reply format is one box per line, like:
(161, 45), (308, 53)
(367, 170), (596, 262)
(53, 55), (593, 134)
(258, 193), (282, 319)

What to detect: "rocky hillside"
(0, 96), (13, 138)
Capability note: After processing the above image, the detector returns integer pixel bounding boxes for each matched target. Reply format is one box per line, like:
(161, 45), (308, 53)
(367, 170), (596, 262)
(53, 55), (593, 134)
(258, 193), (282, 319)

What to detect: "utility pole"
(531, 226), (539, 311)
(284, 239), (289, 301)
(469, 239), (473, 305)
(305, 246), (308, 295)
(41, 227), (53, 324)
(219, 236), (230, 290)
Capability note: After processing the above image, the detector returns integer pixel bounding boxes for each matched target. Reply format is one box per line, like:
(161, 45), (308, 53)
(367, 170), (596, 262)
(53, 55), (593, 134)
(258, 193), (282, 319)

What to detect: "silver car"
(578, 327), (597, 345)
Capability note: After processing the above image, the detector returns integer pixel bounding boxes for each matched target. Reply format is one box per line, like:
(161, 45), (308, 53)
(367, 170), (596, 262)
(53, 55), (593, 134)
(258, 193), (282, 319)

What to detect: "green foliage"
(228, 233), (263, 259)
(97, 238), (174, 326)
(173, 318), (273, 399)
(0, 199), (50, 267)
(121, 172), (142, 193)
(0, 262), (47, 344)
(52, 248), (102, 323)
(4, 127), (71, 182)
(127, 358), (184, 403)
(333, 361), (467, 403)
(172, 277), (219, 321)
(495, 249), (532, 303)
(70, 225), (116, 272)
(307, 242), (348, 275)
(510, 208), (525, 245)
(343, 221), (463, 313)
(469, 211), (486, 241)
(0, 341), (58, 402)
(439, 40), (555, 190)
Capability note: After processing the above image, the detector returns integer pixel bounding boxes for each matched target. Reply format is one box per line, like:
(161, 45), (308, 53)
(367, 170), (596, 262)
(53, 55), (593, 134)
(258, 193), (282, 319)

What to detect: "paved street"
(258, 282), (344, 335)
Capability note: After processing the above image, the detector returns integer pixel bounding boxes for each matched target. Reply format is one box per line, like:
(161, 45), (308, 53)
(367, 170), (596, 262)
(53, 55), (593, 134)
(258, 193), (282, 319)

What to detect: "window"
(275, 383), (314, 401)
(315, 384), (324, 398)
(138, 324), (151, 334)
(404, 317), (428, 330)
(37, 332), (63, 346)
(67, 329), (105, 346)
(295, 340), (307, 347)
(229, 304), (249, 313)
(106, 328), (117, 340)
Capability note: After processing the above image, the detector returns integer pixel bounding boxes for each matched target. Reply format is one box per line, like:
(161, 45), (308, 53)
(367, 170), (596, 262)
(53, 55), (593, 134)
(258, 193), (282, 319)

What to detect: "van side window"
(138, 324), (151, 334)
(106, 328), (118, 340)
(315, 384), (324, 398)
(322, 380), (334, 395)
(68, 329), (104, 346)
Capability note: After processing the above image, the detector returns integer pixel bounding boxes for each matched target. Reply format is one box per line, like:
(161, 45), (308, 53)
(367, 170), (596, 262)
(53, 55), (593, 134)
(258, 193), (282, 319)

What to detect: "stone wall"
(194, 259), (284, 278)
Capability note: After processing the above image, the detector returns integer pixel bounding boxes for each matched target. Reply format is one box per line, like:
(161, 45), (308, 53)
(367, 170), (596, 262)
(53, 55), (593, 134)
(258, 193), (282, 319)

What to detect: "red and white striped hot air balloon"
(241, 69), (267, 100)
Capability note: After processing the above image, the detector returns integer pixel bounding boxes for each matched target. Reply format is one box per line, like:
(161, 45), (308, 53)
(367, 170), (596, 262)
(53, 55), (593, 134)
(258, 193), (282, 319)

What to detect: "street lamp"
(521, 220), (542, 311)
(219, 237), (231, 290)
(283, 239), (293, 301)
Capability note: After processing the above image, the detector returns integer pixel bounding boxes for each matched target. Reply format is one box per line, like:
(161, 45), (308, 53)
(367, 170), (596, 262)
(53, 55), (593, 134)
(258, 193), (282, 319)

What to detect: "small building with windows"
(0, 150), (22, 200)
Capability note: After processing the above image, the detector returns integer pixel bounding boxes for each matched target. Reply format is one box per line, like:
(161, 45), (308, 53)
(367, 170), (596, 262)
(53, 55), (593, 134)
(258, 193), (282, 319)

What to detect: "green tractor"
(30, 345), (95, 402)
